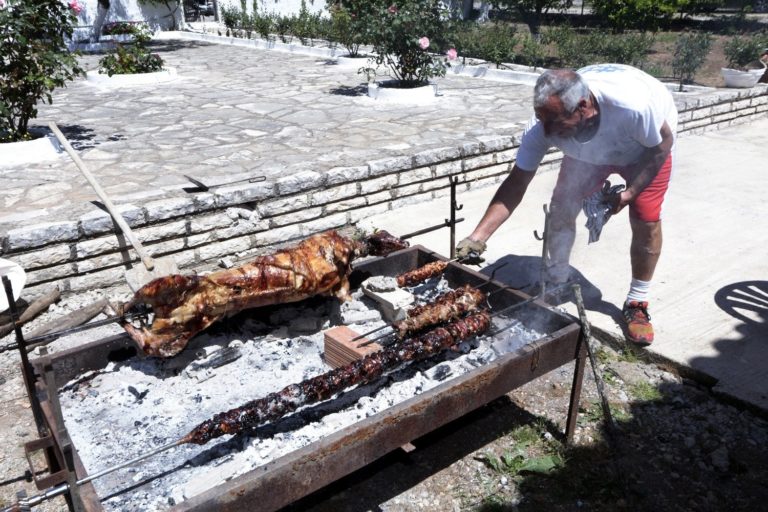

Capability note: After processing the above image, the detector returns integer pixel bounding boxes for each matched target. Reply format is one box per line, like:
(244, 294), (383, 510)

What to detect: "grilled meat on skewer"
(183, 311), (491, 445)
(393, 285), (486, 339)
(118, 230), (407, 358)
(396, 260), (449, 287)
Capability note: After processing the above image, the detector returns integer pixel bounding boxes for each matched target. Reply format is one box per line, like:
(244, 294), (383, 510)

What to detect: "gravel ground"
(2, 291), (767, 512)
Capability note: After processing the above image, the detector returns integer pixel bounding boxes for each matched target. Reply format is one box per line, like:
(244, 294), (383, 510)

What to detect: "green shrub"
(723, 34), (766, 69)
(476, 23), (519, 68)
(544, 25), (653, 68)
(518, 33), (548, 68)
(253, 11), (273, 40)
(447, 22), (519, 68)
(671, 32), (712, 90)
(599, 32), (655, 66)
(99, 27), (164, 76)
(274, 14), (293, 43)
(221, 4), (240, 30)
(0, 0), (84, 142)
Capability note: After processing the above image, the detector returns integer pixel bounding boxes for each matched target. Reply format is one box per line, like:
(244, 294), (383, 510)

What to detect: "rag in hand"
(582, 180), (625, 244)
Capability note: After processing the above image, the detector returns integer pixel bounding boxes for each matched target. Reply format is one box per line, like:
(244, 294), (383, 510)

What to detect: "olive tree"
(493, 0), (572, 38)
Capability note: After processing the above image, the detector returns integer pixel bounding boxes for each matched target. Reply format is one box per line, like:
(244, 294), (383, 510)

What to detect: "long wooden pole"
(48, 122), (155, 271)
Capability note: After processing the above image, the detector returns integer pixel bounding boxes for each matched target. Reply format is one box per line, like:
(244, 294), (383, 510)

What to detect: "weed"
(630, 381), (663, 402)
(595, 346), (613, 365)
(618, 346), (640, 363)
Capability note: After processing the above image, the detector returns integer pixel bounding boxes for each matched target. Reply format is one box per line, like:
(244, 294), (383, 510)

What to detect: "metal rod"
(2, 277), (49, 437)
(399, 218), (464, 240)
(350, 323), (392, 343)
(0, 439), (186, 511)
(77, 438), (185, 486)
(486, 281), (572, 337)
(23, 308), (149, 346)
(449, 177), (463, 259)
(572, 284), (616, 434)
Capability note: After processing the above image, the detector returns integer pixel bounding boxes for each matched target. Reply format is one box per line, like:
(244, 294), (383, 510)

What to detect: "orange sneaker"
(623, 300), (654, 345)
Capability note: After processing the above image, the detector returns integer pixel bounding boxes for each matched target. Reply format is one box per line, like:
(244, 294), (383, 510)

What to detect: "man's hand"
(456, 237), (487, 264)
(609, 189), (632, 214)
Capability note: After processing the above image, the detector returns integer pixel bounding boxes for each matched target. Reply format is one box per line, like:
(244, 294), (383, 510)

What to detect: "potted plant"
(359, 0), (457, 100)
(0, 0), (84, 143)
(98, 24), (164, 77)
(721, 35), (767, 88)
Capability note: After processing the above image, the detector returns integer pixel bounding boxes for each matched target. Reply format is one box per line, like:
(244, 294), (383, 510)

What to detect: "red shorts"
(552, 154), (673, 222)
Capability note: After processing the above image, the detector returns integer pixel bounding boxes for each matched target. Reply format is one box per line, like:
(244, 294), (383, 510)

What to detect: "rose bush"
(0, 0), (84, 142)
(361, 0), (455, 88)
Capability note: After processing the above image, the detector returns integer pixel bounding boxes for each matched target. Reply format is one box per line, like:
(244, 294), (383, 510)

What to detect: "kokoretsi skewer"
(392, 285), (486, 339)
(396, 260), (449, 287)
(182, 311), (491, 445)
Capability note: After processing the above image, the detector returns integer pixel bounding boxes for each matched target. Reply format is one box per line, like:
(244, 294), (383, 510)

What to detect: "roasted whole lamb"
(183, 310), (491, 445)
(393, 285), (486, 339)
(119, 230), (407, 358)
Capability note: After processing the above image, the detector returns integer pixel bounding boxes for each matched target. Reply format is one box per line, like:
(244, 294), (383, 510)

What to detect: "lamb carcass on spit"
(118, 230), (408, 358)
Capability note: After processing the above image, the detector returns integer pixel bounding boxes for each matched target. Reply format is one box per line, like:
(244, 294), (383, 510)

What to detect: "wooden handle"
(48, 122), (155, 271)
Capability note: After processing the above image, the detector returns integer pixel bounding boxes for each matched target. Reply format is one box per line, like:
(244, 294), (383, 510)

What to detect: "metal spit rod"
(0, 307), (150, 354)
(0, 439), (186, 512)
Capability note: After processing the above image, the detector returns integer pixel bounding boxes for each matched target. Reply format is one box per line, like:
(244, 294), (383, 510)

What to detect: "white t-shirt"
(515, 64), (678, 171)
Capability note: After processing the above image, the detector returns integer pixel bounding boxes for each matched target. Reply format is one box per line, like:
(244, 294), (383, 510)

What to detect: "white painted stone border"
(447, 63), (542, 85)
(334, 54), (374, 67)
(0, 129), (63, 167)
(85, 67), (178, 86)
(367, 81), (438, 103)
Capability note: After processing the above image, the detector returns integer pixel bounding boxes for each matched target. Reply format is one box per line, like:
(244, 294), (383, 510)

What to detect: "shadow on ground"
(278, 278), (768, 512)
(328, 84), (368, 96)
(480, 254), (622, 321)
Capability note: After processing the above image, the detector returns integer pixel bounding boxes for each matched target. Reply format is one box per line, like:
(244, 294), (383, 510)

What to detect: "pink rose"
(418, 37), (429, 50)
(69, 0), (82, 14)
(0, 0), (5, 9)
(446, 48), (457, 60)
(388, 4), (397, 14)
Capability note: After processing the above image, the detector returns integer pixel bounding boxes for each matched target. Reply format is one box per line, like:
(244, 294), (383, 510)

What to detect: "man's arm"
(614, 121), (674, 211)
(465, 164), (537, 243)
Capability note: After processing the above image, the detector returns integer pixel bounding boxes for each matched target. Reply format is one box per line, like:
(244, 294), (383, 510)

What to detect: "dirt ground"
(2, 294), (768, 511)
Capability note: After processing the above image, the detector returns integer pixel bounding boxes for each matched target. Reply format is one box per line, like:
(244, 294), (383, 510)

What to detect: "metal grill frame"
(25, 246), (587, 512)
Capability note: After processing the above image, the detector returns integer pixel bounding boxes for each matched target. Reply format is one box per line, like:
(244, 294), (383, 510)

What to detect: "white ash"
(56, 280), (544, 511)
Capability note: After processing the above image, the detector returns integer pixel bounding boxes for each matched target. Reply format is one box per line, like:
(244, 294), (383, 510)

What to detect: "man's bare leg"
(630, 217), (662, 281)
(624, 217), (662, 345)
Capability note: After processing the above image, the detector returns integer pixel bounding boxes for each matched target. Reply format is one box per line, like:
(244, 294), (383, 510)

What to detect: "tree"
(590, 0), (677, 33)
(493, 0), (573, 38)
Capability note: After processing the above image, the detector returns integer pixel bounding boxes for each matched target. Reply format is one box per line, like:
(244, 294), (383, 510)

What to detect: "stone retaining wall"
(2, 86), (766, 300)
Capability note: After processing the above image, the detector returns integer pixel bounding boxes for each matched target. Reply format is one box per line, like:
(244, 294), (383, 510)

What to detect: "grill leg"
(565, 333), (588, 444)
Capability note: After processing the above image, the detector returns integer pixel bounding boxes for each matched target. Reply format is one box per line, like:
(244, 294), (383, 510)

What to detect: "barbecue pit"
(20, 246), (586, 511)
